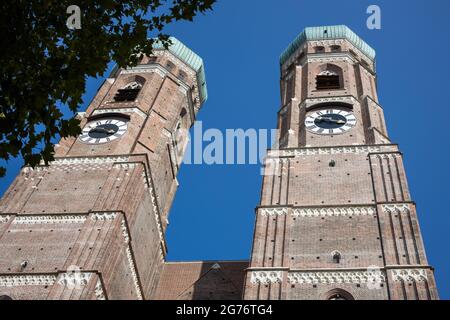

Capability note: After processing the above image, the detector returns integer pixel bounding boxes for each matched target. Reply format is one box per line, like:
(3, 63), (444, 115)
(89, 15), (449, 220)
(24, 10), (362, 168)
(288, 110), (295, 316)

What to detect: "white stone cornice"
(12, 215), (87, 225)
(250, 271), (283, 284)
(120, 64), (167, 79)
(0, 215), (12, 223)
(391, 269), (427, 283)
(144, 174), (166, 255)
(57, 272), (92, 288)
(92, 107), (147, 119)
(0, 275), (57, 287)
(305, 55), (353, 65)
(292, 206), (376, 218)
(90, 212), (118, 221)
(268, 145), (390, 158)
(288, 270), (386, 285)
(382, 204), (411, 214)
(125, 244), (143, 299)
(259, 207), (288, 217)
(95, 279), (106, 300)
(24, 156), (131, 173)
(375, 153), (399, 160)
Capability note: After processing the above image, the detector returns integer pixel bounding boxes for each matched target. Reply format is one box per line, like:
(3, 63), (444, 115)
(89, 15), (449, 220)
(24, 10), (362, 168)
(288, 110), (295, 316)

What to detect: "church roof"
(153, 37), (208, 104)
(154, 260), (248, 300)
(280, 25), (376, 65)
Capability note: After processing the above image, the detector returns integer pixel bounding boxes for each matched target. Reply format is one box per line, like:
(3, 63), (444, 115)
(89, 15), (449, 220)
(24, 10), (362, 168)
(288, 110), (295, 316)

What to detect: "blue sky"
(1, 0), (449, 299)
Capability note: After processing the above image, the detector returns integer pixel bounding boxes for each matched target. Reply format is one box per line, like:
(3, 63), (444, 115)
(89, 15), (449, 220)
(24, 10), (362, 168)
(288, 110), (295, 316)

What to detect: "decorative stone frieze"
(288, 270), (386, 285)
(0, 215), (11, 223)
(292, 206), (376, 218)
(22, 156), (131, 173)
(259, 207), (288, 217)
(391, 269), (428, 283)
(268, 145), (386, 158)
(57, 272), (92, 288)
(0, 274), (57, 287)
(382, 204), (411, 214)
(91, 212), (118, 221)
(12, 215), (87, 225)
(125, 246), (143, 300)
(250, 271), (283, 284)
(95, 279), (106, 300)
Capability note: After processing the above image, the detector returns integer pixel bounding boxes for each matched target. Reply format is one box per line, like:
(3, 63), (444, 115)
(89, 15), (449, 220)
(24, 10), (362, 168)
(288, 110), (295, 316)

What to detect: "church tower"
(0, 38), (207, 299)
(244, 26), (439, 300)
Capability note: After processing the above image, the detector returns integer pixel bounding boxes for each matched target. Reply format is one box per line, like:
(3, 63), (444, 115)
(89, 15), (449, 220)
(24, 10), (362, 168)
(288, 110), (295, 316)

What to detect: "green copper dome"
(280, 25), (376, 65)
(153, 37), (208, 104)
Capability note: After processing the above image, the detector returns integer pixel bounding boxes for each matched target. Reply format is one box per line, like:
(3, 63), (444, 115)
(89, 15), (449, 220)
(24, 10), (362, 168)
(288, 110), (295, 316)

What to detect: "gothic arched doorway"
(324, 289), (355, 300)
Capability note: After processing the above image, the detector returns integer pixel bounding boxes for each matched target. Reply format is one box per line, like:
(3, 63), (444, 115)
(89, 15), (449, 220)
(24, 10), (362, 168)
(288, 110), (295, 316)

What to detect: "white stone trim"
(292, 206), (376, 218)
(91, 212), (118, 221)
(23, 156), (131, 172)
(0, 215), (11, 223)
(382, 204), (411, 214)
(0, 275), (57, 287)
(288, 270), (386, 284)
(117, 215), (143, 300)
(143, 173), (166, 255)
(374, 153), (399, 160)
(95, 279), (106, 300)
(259, 207), (288, 217)
(57, 272), (92, 288)
(125, 246), (143, 300)
(120, 65), (167, 79)
(391, 269), (427, 283)
(12, 215), (87, 225)
(250, 271), (283, 284)
(268, 145), (387, 158)
(92, 107), (146, 119)
(306, 55), (353, 65)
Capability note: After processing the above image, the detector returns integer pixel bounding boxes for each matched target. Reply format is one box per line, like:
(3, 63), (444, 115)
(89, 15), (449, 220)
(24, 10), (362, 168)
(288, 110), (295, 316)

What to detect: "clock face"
(79, 117), (128, 144)
(305, 109), (356, 135)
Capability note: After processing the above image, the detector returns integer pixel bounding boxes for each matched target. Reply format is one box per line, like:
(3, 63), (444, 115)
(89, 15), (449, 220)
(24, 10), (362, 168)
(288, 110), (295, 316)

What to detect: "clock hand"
(317, 116), (345, 124)
(91, 127), (115, 134)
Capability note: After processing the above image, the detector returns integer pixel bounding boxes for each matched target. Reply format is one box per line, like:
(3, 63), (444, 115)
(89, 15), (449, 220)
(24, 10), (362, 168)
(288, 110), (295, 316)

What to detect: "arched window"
(325, 289), (354, 300)
(314, 46), (325, 53)
(316, 64), (343, 90)
(332, 251), (341, 264)
(178, 70), (187, 81)
(0, 295), (13, 300)
(114, 80), (143, 102)
(146, 56), (157, 64)
(330, 45), (341, 52)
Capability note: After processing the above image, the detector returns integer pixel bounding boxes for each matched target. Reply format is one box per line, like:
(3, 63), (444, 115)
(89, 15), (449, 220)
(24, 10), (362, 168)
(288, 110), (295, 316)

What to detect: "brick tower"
(0, 38), (207, 299)
(244, 25), (439, 300)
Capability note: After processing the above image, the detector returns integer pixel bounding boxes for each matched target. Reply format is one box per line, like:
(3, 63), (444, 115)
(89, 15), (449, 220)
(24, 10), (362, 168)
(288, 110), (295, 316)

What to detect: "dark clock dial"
(79, 118), (128, 144)
(305, 109), (356, 135)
